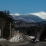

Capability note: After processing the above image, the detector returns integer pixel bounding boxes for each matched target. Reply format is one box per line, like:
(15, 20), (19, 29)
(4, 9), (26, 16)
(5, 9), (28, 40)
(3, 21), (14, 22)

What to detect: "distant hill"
(11, 14), (45, 23)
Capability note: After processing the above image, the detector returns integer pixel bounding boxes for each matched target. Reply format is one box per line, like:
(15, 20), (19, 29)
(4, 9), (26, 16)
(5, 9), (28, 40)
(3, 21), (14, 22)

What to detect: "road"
(18, 42), (36, 46)
(0, 34), (46, 46)
(18, 34), (46, 46)
(0, 41), (46, 46)
(36, 42), (46, 46)
(18, 42), (46, 46)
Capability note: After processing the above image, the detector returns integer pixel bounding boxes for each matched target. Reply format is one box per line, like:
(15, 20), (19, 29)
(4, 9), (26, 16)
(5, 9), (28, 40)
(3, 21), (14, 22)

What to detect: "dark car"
(31, 38), (36, 43)
(31, 38), (39, 43)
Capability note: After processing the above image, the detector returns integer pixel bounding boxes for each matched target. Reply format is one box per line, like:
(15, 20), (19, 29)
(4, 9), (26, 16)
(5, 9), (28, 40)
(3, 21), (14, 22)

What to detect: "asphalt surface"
(19, 34), (46, 46)
(0, 41), (46, 46)
(18, 42), (46, 46)
(18, 42), (36, 46)
(0, 35), (46, 46)
(36, 42), (46, 46)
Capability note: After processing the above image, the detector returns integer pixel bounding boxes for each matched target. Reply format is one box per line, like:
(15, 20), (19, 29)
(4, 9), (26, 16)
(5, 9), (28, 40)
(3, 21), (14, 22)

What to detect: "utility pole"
(9, 22), (12, 38)
(2, 18), (3, 38)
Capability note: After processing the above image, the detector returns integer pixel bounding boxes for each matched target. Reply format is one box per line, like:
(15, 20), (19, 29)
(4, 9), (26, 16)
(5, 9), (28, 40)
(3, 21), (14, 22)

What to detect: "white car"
(29, 36), (39, 43)
(29, 36), (35, 39)
(36, 39), (39, 42)
(31, 38), (39, 43)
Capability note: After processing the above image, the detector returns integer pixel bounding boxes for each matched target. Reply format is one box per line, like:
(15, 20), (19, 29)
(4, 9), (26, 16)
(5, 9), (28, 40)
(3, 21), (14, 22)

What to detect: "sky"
(0, 0), (46, 14)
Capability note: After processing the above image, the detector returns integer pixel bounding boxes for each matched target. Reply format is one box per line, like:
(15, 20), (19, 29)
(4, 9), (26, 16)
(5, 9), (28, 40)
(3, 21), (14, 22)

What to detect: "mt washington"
(11, 11), (46, 23)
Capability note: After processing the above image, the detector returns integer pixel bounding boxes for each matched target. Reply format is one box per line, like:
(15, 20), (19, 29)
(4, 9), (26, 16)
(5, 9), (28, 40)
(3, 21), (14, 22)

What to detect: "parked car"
(31, 38), (39, 43)
(31, 38), (36, 43)
(29, 36), (39, 43)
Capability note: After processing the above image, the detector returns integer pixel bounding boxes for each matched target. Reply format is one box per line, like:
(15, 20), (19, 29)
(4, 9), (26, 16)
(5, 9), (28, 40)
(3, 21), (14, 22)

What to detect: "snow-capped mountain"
(10, 11), (46, 23)
(30, 11), (46, 20)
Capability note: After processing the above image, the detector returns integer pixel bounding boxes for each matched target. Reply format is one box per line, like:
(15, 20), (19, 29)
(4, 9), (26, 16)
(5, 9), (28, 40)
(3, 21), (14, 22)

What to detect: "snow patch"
(10, 13), (22, 16)
(0, 38), (6, 41)
(9, 34), (23, 42)
(29, 36), (35, 39)
(10, 11), (46, 19)
(30, 11), (46, 20)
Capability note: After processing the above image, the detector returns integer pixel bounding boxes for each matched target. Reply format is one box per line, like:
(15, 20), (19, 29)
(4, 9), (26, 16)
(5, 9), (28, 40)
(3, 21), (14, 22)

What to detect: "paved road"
(0, 42), (46, 46)
(36, 42), (46, 46)
(18, 42), (36, 46)
(18, 34), (46, 46)
(19, 34), (46, 46)
(0, 35), (46, 46)
(18, 42), (46, 46)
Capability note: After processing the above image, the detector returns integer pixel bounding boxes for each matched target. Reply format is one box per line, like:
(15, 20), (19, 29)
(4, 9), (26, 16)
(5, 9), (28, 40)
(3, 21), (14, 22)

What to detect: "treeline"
(0, 10), (13, 39)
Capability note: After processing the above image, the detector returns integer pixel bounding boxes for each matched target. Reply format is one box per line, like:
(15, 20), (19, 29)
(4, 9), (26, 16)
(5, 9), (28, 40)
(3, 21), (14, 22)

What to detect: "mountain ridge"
(10, 11), (46, 23)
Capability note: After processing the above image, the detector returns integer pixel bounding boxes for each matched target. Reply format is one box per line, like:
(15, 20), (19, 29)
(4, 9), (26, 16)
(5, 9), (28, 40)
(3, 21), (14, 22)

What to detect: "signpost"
(0, 29), (1, 36)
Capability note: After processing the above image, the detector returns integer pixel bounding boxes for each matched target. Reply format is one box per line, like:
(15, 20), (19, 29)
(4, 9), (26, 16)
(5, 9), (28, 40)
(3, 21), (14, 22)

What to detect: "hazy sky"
(0, 0), (46, 14)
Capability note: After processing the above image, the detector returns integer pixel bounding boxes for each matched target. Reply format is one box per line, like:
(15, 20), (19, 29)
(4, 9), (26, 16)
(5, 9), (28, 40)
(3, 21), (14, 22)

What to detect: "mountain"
(30, 11), (46, 20)
(10, 11), (46, 23)
(13, 20), (38, 28)
(38, 21), (46, 26)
